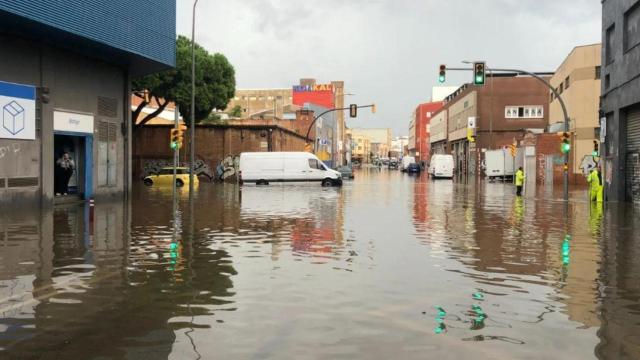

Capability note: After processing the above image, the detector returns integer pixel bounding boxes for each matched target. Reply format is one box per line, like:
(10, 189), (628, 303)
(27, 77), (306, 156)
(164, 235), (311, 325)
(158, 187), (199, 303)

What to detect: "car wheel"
(144, 178), (153, 186)
(176, 179), (184, 187)
(322, 178), (333, 187)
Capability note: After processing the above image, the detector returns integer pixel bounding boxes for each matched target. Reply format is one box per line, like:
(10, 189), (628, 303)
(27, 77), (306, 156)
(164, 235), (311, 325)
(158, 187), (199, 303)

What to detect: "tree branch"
(137, 96), (169, 126)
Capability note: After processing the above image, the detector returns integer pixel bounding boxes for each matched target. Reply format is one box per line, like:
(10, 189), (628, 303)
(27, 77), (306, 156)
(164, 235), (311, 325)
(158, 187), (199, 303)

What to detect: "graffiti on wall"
(579, 155), (598, 176)
(216, 155), (240, 181)
(0, 143), (21, 159)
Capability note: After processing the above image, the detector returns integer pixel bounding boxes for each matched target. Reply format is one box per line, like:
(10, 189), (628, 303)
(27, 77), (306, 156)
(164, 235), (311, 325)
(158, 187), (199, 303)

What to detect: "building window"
(565, 76), (570, 89)
(464, 101), (469, 108)
(250, 96), (257, 101)
(595, 66), (601, 79)
(624, 1), (640, 51)
(559, 83), (564, 94)
(605, 74), (611, 90)
(233, 96), (239, 101)
(606, 24), (615, 65)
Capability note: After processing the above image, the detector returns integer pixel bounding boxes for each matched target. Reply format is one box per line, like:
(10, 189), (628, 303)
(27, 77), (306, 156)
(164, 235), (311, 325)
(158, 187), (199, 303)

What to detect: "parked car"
(429, 154), (454, 179)
(336, 165), (355, 179)
(388, 159), (399, 169)
(406, 163), (421, 173)
(239, 152), (343, 187)
(401, 156), (416, 172)
(143, 167), (198, 187)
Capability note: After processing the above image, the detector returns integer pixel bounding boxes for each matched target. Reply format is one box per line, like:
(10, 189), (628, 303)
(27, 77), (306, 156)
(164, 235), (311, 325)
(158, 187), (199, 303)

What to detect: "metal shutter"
(625, 106), (640, 202)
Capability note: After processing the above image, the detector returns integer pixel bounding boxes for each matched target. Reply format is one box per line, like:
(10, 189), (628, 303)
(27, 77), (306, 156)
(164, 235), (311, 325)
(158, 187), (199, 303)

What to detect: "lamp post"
(189, 0), (199, 200)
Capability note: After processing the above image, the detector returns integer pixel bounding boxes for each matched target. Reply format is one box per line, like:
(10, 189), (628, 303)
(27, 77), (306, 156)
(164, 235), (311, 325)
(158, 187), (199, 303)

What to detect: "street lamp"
(189, 0), (199, 199)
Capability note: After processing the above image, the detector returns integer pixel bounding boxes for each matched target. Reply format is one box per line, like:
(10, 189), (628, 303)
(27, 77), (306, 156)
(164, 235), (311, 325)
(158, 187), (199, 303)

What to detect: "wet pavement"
(1, 168), (639, 359)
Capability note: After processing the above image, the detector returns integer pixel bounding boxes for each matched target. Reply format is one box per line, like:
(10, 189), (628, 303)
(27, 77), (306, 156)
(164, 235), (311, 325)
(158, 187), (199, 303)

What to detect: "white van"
(401, 156), (416, 171)
(239, 152), (343, 186)
(429, 154), (454, 179)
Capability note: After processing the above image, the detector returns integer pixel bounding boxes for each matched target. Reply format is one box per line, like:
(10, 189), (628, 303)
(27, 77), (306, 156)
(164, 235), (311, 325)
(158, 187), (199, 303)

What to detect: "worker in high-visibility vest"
(515, 167), (525, 196)
(587, 165), (604, 202)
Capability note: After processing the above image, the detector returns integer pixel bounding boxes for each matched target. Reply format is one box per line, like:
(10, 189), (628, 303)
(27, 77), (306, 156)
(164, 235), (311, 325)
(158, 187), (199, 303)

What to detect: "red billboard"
(292, 84), (334, 109)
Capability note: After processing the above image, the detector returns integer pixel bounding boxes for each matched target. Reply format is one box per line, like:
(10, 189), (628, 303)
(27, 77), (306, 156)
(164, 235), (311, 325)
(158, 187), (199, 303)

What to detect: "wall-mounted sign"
(54, 111), (94, 134)
(0, 80), (36, 140)
(467, 116), (477, 128)
(292, 84), (334, 92)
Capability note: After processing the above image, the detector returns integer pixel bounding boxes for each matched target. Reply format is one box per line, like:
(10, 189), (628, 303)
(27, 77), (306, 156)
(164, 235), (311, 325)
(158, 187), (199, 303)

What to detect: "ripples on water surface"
(0, 169), (639, 359)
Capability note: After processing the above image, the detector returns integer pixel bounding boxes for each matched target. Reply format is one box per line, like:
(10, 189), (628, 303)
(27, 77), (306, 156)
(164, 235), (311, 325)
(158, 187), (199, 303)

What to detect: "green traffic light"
(475, 75), (484, 85)
(592, 151), (599, 157)
(561, 142), (571, 154)
(170, 141), (178, 150)
(438, 75), (445, 83)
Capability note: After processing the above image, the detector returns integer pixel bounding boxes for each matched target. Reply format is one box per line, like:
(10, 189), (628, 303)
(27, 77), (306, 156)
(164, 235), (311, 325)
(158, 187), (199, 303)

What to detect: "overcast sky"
(176, 0), (601, 136)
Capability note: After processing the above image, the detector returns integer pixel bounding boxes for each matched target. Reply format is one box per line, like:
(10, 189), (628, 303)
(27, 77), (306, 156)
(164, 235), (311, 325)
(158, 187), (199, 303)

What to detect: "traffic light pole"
(305, 104), (375, 153)
(445, 66), (570, 201)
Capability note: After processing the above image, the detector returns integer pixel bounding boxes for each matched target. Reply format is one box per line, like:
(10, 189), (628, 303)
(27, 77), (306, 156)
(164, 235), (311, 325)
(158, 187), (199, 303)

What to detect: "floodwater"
(1, 168), (639, 359)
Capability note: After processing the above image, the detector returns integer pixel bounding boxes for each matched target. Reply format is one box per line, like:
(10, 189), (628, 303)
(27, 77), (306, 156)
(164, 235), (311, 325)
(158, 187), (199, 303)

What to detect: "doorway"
(54, 133), (93, 199)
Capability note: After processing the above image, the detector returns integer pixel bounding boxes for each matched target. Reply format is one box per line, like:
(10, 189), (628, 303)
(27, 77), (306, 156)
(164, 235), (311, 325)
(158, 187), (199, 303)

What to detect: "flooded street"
(1, 168), (639, 359)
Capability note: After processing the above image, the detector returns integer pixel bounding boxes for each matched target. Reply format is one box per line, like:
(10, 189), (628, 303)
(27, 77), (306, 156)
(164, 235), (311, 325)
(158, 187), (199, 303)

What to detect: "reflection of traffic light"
(561, 235), (571, 265)
(593, 140), (599, 157)
(438, 64), (446, 83)
(349, 104), (357, 118)
(561, 132), (571, 154)
(473, 62), (486, 85)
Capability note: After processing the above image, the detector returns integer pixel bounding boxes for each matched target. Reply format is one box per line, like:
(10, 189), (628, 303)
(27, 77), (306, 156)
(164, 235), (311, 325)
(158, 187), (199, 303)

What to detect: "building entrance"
(54, 133), (92, 199)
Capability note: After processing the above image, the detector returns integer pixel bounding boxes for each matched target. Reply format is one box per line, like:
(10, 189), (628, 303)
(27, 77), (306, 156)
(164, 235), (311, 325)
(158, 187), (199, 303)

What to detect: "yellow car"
(143, 167), (199, 187)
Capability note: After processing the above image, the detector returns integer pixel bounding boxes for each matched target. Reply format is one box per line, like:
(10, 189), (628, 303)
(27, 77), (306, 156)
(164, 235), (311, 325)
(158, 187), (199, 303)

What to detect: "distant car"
(144, 167), (198, 187)
(429, 154), (454, 179)
(389, 159), (399, 169)
(406, 163), (421, 173)
(336, 165), (355, 179)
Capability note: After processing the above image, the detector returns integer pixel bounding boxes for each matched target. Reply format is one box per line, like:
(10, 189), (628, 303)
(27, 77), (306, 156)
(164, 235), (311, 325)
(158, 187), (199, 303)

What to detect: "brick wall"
(133, 124), (310, 179)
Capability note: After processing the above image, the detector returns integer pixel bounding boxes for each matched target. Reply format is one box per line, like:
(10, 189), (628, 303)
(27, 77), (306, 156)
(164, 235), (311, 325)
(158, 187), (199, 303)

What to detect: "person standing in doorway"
(515, 167), (525, 197)
(55, 152), (75, 196)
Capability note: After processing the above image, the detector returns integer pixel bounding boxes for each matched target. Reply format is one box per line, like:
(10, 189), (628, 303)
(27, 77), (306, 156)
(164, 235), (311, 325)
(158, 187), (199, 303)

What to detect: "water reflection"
(0, 169), (638, 359)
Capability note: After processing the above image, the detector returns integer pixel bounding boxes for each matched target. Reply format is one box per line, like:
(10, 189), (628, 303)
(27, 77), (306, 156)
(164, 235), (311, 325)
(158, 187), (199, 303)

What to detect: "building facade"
(435, 76), (550, 177)
(0, 0), (176, 205)
(413, 101), (444, 164)
(550, 44), (602, 180)
(601, 0), (640, 202)
(349, 128), (392, 159)
(225, 88), (295, 120)
(430, 109), (448, 155)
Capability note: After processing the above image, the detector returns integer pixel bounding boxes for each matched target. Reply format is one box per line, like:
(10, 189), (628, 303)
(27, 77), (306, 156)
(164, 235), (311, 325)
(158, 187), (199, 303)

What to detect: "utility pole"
(189, 0), (199, 200)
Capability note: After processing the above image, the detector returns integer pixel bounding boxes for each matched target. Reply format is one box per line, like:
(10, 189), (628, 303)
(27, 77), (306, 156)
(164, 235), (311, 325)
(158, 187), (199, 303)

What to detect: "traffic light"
(509, 143), (517, 157)
(561, 132), (571, 154)
(438, 64), (446, 83)
(170, 129), (180, 149)
(592, 140), (599, 157)
(349, 104), (357, 118)
(170, 124), (187, 150)
(371, 104), (376, 114)
(473, 62), (486, 86)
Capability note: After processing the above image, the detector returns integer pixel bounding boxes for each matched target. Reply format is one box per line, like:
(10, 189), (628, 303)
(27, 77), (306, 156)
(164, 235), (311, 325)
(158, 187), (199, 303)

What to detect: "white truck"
(239, 152), (343, 187)
(484, 149), (514, 180)
(401, 156), (416, 172)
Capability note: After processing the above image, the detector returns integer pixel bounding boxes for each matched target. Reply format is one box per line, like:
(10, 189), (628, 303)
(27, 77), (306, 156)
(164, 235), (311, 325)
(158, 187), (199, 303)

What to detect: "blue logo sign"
(3, 100), (25, 135)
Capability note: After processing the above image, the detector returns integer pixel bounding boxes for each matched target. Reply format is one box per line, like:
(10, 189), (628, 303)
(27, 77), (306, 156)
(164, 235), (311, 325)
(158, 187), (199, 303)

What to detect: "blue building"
(0, 0), (176, 205)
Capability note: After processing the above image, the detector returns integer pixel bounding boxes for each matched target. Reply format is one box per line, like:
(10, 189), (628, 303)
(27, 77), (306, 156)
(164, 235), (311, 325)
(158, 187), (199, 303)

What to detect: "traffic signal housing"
(592, 140), (599, 157)
(170, 123), (187, 150)
(349, 104), (357, 118)
(561, 132), (571, 154)
(473, 62), (486, 86)
(438, 65), (446, 83)
(509, 143), (517, 157)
